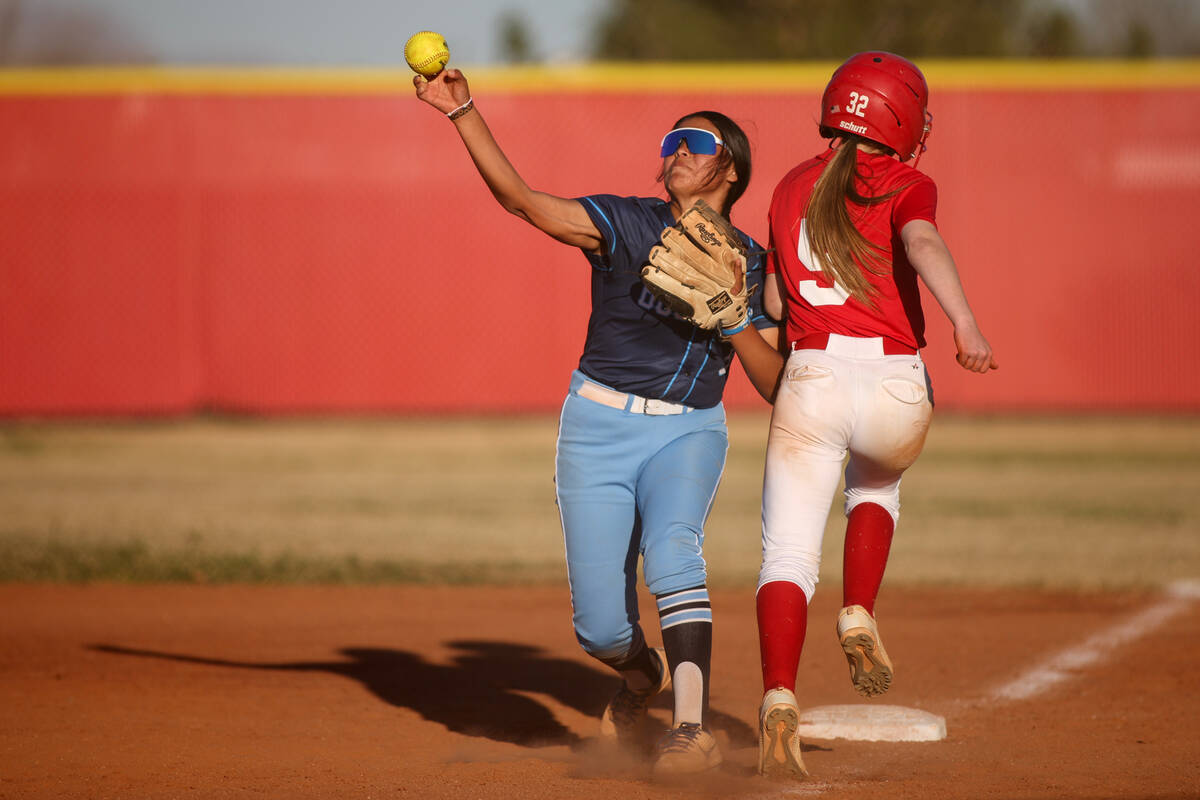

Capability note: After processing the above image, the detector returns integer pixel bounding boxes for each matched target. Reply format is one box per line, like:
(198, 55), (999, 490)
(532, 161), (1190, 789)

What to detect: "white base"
(796, 704), (947, 742)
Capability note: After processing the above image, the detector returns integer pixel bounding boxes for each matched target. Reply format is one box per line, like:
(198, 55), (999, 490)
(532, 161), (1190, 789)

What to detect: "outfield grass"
(1, 414), (1197, 588)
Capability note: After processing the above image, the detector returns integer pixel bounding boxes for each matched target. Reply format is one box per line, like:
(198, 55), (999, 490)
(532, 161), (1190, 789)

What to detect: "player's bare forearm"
(450, 106), (602, 249)
(901, 220), (998, 373)
(901, 221), (973, 326)
(415, 70), (602, 251)
(729, 325), (786, 403)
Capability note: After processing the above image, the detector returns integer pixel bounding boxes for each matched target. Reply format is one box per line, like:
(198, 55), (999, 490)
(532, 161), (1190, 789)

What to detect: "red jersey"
(767, 149), (937, 351)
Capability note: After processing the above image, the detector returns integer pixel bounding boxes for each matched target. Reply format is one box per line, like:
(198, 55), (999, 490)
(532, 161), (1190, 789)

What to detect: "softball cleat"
(599, 646), (671, 743)
(837, 604), (893, 697)
(652, 722), (723, 775)
(757, 687), (808, 779)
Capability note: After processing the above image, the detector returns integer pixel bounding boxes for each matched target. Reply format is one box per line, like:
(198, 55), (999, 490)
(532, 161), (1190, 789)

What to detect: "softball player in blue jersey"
(415, 68), (778, 774)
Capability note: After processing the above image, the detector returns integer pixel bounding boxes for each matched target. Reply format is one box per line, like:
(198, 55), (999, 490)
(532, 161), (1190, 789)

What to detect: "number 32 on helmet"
(820, 51), (933, 165)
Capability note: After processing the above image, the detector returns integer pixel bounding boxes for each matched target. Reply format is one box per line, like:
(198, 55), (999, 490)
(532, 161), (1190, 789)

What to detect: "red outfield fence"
(1, 63), (1198, 415)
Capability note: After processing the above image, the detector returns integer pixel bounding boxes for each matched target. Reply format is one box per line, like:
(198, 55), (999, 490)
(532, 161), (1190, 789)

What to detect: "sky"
(1, 0), (607, 66)
(1, 0), (1195, 65)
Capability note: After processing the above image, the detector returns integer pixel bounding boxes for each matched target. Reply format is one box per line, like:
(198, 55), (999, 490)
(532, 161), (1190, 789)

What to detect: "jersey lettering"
(795, 218), (851, 307)
(637, 284), (688, 321)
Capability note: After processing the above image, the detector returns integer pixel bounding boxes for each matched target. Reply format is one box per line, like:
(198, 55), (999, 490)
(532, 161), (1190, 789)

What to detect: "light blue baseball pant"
(555, 370), (728, 662)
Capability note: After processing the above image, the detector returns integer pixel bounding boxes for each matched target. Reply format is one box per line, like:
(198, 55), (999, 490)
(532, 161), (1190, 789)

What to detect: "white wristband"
(446, 97), (474, 120)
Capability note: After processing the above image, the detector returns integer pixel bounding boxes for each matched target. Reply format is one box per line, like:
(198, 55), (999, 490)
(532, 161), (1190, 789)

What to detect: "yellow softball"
(404, 31), (450, 78)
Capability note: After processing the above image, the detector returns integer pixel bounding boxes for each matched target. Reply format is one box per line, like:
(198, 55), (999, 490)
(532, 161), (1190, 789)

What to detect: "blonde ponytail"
(804, 138), (900, 307)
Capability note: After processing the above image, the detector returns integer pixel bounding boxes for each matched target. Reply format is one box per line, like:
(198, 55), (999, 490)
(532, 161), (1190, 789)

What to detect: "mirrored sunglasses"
(660, 127), (724, 157)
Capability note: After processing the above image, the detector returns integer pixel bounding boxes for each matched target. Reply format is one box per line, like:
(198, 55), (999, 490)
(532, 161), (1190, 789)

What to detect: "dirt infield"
(2, 583), (1197, 800)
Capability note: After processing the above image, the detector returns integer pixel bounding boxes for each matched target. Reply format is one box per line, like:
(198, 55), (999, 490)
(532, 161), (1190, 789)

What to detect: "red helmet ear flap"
(820, 51), (930, 161)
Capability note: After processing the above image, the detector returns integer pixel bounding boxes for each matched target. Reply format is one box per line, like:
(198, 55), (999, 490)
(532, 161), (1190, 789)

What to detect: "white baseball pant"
(758, 339), (933, 601)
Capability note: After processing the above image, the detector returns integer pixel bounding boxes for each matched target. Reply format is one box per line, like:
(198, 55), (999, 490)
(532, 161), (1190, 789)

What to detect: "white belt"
(577, 380), (691, 415)
(791, 332), (918, 358)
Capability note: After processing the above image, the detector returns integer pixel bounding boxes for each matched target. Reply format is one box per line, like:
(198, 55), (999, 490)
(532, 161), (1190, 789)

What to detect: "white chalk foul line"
(987, 579), (1200, 703)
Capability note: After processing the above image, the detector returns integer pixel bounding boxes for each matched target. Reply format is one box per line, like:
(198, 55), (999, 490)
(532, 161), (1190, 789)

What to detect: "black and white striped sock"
(657, 585), (713, 726)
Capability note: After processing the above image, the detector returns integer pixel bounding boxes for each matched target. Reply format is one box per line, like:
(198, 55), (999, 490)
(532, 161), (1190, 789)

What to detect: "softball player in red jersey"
(722, 51), (998, 779)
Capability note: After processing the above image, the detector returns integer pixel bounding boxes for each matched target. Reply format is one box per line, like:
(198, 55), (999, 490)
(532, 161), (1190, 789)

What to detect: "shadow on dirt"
(89, 639), (755, 750)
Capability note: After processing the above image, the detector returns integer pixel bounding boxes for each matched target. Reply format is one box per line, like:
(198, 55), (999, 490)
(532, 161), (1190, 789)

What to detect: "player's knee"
(576, 635), (633, 662)
(642, 527), (707, 596)
(844, 487), (900, 522)
(572, 612), (635, 661)
(757, 548), (821, 601)
(643, 564), (708, 598)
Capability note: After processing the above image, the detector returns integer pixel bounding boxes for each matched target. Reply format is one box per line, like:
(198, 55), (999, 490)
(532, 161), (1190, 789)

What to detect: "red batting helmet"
(820, 51), (931, 162)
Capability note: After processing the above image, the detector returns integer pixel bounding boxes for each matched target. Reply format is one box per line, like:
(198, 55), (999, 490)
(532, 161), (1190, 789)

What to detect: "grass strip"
(0, 537), (564, 585)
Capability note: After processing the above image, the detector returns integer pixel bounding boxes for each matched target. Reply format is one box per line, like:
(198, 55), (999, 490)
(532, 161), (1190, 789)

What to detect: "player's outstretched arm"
(901, 219), (999, 374)
(413, 70), (602, 252)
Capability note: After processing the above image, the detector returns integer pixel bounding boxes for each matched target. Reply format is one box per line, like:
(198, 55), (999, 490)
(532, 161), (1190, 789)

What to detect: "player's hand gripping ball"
(405, 31), (450, 78)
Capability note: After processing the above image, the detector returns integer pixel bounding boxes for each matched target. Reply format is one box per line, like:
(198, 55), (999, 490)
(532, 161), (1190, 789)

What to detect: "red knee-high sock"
(756, 580), (808, 693)
(842, 502), (895, 614)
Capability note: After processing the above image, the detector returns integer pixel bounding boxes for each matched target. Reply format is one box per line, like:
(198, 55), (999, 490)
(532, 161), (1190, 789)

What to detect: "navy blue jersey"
(575, 194), (772, 409)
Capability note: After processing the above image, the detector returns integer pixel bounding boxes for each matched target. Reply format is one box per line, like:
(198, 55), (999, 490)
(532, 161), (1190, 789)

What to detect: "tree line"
(500, 0), (1199, 62)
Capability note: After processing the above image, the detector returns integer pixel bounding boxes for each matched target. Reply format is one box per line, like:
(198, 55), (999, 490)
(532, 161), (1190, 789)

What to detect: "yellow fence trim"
(1, 61), (1198, 95)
